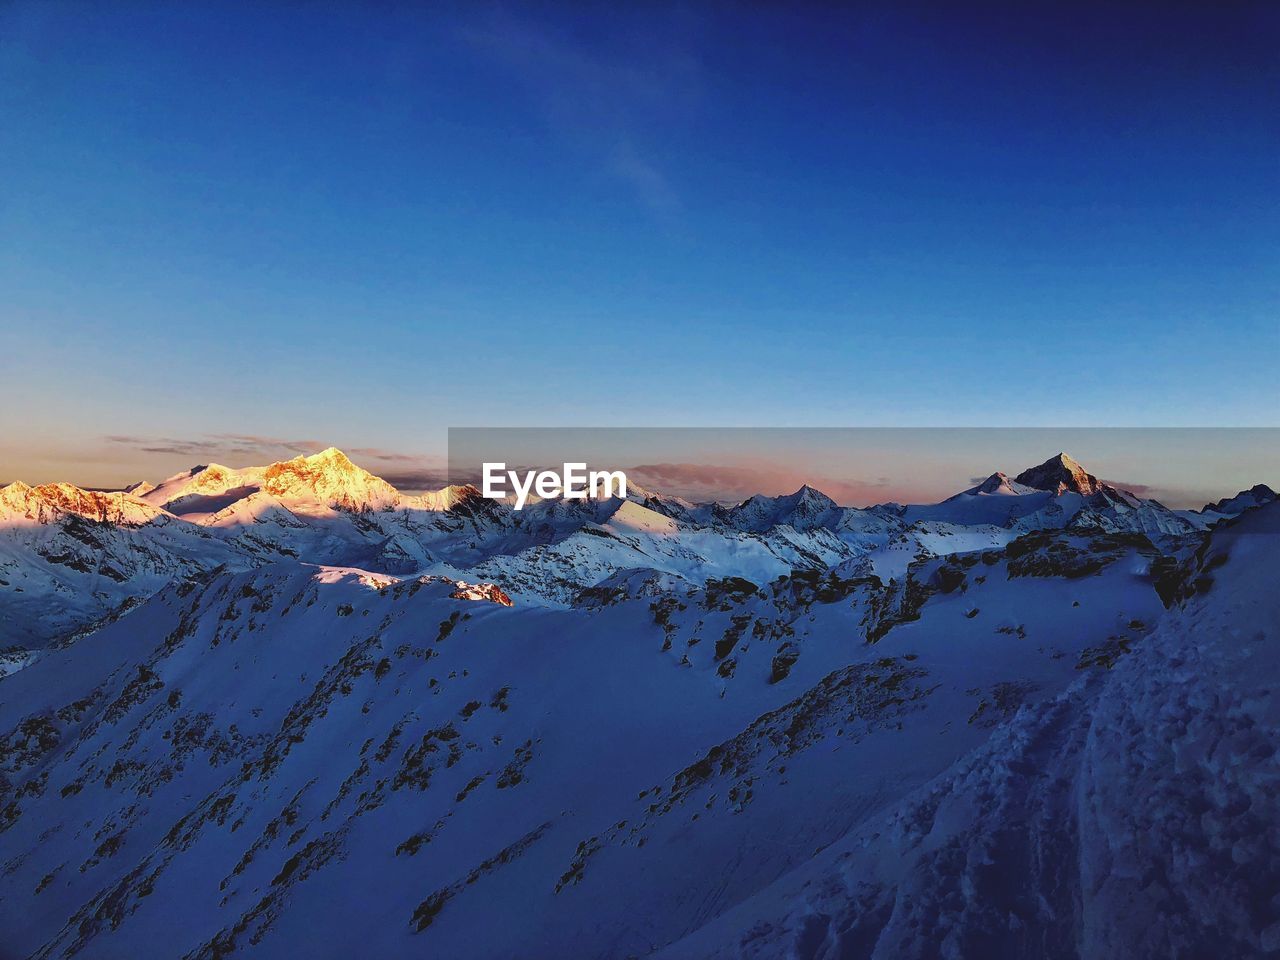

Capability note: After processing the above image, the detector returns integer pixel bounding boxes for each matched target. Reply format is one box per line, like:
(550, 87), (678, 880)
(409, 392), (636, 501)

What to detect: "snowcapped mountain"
(1012, 451), (1106, 495)
(955, 471), (1041, 498)
(140, 447), (404, 519)
(0, 450), (1247, 647)
(2, 482), (167, 527)
(1, 446), (1276, 959)
(1193, 482), (1278, 524)
(715, 484), (842, 532)
(893, 453), (1200, 544)
(0, 482), (254, 647)
(453, 498), (858, 606)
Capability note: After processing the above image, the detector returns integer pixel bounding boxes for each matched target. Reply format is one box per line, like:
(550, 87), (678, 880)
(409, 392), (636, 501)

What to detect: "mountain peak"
(261, 448), (399, 511)
(1013, 452), (1104, 496)
(786, 484), (839, 513)
(945, 471), (1042, 501)
(265, 448), (360, 481)
(309, 447), (355, 467)
(974, 471), (1010, 494)
(1047, 452), (1084, 472)
(0, 481), (34, 516)
(1201, 483), (1278, 516)
(188, 462), (234, 481)
(793, 483), (834, 506)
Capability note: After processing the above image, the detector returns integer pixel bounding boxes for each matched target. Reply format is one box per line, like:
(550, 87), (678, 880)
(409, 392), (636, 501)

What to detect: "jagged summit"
(260, 448), (399, 511)
(976, 471), (1009, 492)
(716, 483), (842, 533)
(1014, 452), (1105, 496)
(308, 446), (355, 467)
(263, 447), (361, 483)
(0, 479), (163, 525)
(793, 483), (834, 503)
(1201, 483), (1278, 516)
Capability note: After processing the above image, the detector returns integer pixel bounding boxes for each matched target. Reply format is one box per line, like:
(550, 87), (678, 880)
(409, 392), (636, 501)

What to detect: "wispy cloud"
(610, 140), (681, 219)
(106, 434), (325, 461)
(462, 8), (700, 218)
(346, 447), (425, 464)
(1102, 479), (1219, 509)
(1101, 478), (1155, 496)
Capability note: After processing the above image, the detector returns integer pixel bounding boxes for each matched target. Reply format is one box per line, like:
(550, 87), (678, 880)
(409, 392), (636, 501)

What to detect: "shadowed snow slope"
(655, 503), (1280, 960)
(1, 525), (1174, 958)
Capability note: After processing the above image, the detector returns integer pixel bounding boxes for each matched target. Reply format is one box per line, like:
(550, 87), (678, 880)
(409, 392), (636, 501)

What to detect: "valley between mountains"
(1, 448), (1277, 959)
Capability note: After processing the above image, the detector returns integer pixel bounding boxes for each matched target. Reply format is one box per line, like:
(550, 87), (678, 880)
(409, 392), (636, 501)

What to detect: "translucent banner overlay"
(447, 427), (1278, 510)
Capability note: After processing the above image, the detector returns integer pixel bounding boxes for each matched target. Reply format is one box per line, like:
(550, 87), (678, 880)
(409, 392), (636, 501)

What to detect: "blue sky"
(1, 2), (1277, 489)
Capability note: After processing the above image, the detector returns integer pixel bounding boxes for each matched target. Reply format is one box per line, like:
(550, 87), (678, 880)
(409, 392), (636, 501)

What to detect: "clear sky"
(1, 2), (1277, 491)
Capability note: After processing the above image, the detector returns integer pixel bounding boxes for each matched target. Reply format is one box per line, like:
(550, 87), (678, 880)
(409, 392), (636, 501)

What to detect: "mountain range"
(2, 449), (1268, 652)
(1, 448), (1277, 959)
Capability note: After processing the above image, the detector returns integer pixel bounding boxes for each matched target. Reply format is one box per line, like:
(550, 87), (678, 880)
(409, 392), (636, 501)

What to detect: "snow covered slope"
(654, 503), (1280, 960)
(1202, 482), (1278, 516)
(0, 526), (1173, 958)
(0, 446), (1275, 959)
(0, 482), (255, 647)
(1179, 482), (1279, 529)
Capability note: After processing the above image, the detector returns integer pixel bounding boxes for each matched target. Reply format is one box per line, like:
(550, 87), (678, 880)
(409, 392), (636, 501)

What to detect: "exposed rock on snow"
(1014, 452), (1107, 496)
